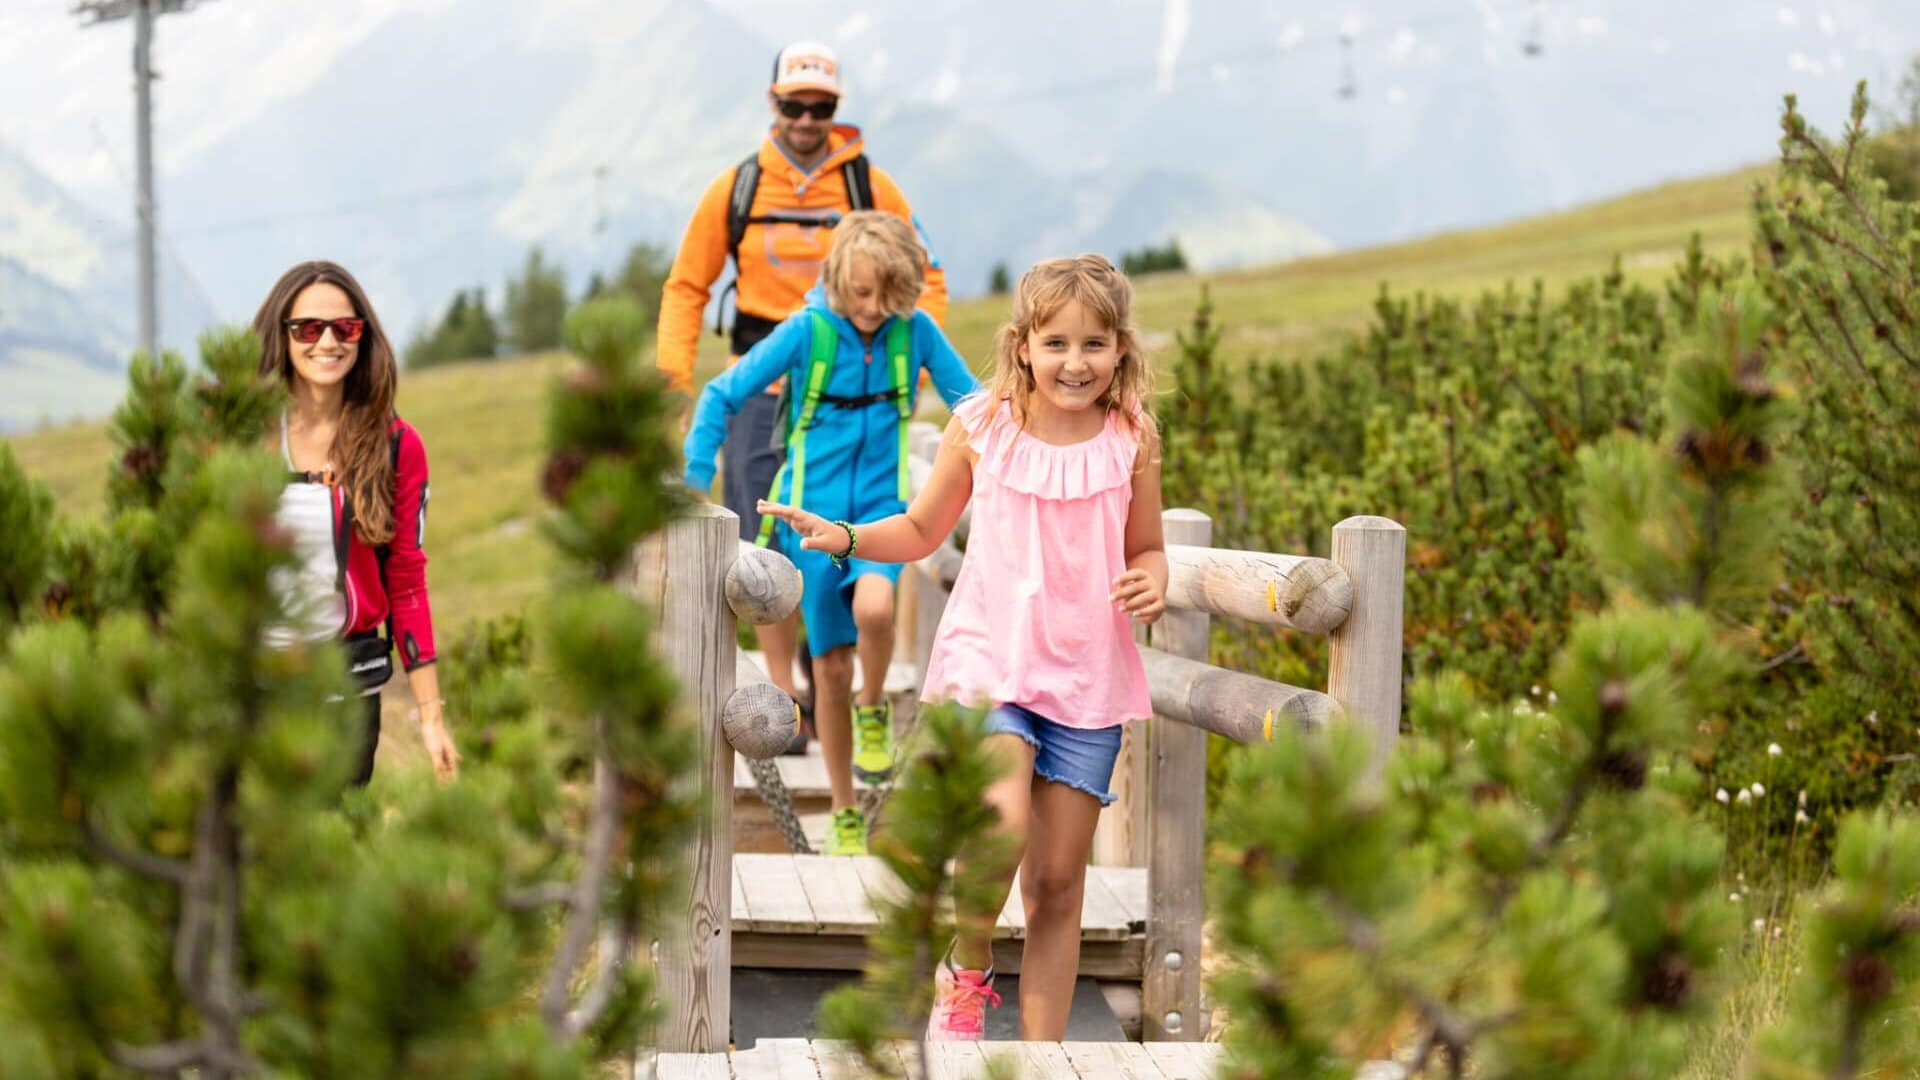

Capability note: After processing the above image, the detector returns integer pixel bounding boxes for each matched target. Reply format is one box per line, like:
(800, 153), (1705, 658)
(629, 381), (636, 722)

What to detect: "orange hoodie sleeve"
(870, 166), (948, 328)
(656, 168), (736, 395)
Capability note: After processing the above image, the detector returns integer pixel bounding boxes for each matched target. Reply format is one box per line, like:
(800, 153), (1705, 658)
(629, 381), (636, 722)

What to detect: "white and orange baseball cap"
(771, 41), (842, 97)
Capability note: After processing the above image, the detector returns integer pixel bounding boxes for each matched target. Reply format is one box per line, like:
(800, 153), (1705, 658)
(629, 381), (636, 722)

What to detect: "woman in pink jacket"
(253, 260), (460, 785)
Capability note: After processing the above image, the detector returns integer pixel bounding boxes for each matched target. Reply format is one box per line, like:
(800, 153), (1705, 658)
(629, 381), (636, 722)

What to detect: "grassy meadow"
(6, 160), (1763, 641)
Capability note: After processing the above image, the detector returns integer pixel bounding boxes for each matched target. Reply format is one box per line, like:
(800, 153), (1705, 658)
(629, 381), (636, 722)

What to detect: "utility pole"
(72, 0), (213, 360)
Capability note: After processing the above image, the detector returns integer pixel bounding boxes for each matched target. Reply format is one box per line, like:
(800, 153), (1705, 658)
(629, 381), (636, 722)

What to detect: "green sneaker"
(852, 701), (895, 783)
(825, 806), (868, 856)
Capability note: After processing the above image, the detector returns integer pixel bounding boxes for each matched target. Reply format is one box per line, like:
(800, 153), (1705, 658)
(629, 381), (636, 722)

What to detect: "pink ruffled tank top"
(920, 394), (1153, 729)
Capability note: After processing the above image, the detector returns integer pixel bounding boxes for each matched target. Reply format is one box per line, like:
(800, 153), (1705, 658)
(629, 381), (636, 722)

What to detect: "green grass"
(6, 161), (1766, 641)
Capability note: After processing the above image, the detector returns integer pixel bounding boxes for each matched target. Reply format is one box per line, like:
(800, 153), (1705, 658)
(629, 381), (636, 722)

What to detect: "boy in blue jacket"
(685, 210), (978, 854)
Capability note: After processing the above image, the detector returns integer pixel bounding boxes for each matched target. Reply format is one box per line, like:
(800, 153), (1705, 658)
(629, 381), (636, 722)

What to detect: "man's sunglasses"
(775, 96), (837, 121)
(284, 317), (367, 344)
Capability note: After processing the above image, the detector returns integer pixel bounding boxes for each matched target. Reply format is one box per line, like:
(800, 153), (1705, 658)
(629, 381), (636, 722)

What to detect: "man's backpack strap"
(715, 153), (764, 338)
(841, 154), (873, 212)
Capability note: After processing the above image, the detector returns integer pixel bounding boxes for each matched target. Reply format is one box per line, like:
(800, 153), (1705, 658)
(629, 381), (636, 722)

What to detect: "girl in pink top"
(759, 254), (1168, 1042)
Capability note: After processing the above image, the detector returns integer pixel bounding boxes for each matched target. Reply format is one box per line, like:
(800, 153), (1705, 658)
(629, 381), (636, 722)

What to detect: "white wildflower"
(1768, 743), (1783, 757)
(1716, 788), (1731, 804)
(1738, 789), (1753, 805)
(1752, 782), (1767, 798)
(1798, 790), (1808, 808)
(1752, 918), (1767, 933)
(1531, 684), (1542, 697)
(1730, 892), (1743, 903)
(1796, 810), (1811, 824)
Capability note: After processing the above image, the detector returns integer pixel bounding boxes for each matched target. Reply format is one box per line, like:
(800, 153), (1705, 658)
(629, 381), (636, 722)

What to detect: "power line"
(0, 0), (1634, 264)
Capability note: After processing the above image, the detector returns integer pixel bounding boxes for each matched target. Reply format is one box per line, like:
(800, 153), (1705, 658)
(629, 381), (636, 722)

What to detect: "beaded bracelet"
(828, 519), (858, 569)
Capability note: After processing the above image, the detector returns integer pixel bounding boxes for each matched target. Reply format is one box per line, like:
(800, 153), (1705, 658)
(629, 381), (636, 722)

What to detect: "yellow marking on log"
(1262, 710), (1275, 742)
(1267, 580), (1278, 613)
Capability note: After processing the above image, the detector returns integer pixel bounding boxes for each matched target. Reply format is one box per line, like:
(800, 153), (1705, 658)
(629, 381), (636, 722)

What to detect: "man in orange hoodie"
(658, 40), (948, 750)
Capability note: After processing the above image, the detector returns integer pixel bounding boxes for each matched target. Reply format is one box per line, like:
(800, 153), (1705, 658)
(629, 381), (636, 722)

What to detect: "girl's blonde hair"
(988, 253), (1155, 438)
(822, 210), (926, 319)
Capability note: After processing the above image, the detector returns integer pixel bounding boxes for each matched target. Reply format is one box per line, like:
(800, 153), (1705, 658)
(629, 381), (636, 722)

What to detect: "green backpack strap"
(888, 317), (913, 502)
(756, 312), (839, 547)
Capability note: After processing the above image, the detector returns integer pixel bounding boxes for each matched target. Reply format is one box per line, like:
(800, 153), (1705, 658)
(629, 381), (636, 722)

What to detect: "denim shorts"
(984, 703), (1125, 806)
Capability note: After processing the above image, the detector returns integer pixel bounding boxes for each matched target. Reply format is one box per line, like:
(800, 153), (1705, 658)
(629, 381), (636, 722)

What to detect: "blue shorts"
(985, 703), (1125, 806)
(782, 537), (903, 654)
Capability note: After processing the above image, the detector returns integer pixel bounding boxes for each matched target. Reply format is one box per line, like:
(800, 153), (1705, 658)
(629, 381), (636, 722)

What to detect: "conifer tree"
(1756, 84), (1920, 744)
(817, 703), (1010, 1079)
(0, 298), (696, 1075)
(1210, 287), (1784, 1079)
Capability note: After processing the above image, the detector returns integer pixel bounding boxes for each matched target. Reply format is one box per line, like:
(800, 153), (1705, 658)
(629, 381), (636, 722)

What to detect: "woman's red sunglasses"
(284, 317), (367, 344)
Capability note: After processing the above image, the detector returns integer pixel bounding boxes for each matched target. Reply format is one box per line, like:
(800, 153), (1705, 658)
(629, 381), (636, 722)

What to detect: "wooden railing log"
(725, 541), (802, 627)
(1139, 645), (1339, 741)
(1164, 544), (1352, 634)
(725, 651), (800, 760)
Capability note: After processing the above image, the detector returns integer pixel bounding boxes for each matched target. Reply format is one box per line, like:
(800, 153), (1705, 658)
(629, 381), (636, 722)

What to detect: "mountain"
(0, 141), (215, 430)
(149, 0), (1323, 327)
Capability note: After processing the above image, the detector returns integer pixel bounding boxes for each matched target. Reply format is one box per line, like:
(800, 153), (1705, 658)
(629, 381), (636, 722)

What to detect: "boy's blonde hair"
(987, 253), (1155, 439)
(822, 210), (926, 319)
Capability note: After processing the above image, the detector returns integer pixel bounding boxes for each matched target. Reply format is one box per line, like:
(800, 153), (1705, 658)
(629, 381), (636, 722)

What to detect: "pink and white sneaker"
(926, 962), (1000, 1041)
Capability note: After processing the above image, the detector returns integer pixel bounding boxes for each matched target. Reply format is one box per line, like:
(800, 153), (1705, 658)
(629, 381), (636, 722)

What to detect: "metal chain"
(744, 757), (814, 855)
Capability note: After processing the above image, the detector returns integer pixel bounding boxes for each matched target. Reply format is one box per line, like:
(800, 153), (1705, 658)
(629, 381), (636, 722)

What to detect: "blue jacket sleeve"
(916, 312), (979, 410)
(682, 314), (807, 491)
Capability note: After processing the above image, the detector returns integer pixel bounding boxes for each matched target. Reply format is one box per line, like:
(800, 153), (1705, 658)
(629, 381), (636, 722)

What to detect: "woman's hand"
(415, 700), (461, 781)
(1111, 568), (1166, 625)
(755, 500), (851, 556)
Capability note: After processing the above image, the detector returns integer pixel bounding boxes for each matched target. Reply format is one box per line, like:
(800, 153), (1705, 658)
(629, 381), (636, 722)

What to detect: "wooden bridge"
(635, 422), (1408, 1077)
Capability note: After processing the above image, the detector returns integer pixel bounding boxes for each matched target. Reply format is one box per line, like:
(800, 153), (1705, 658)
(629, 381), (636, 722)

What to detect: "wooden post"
(644, 502), (737, 1053)
(1092, 722), (1147, 866)
(1143, 508), (1210, 1041)
(1327, 516), (1407, 782)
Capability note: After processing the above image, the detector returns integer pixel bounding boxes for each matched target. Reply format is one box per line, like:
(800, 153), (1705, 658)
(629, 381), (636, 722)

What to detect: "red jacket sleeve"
(385, 421), (437, 669)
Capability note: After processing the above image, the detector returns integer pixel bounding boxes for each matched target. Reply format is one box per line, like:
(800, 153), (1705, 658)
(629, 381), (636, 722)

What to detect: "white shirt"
(266, 416), (347, 647)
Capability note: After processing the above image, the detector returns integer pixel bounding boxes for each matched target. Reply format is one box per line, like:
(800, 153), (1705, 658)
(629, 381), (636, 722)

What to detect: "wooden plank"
(643, 502), (737, 1053)
(998, 867), (1028, 939)
(808, 1039), (876, 1080)
(732, 860), (751, 924)
(1104, 866), (1149, 932)
(1327, 516), (1406, 781)
(730, 933), (1144, 978)
(725, 1041), (781, 1080)
(763, 1038), (825, 1079)
(1076, 870), (1133, 944)
(1004, 1041), (1080, 1079)
(852, 853), (910, 910)
(923, 1041), (986, 1080)
(736, 854), (819, 933)
(1062, 1041), (1169, 1079)
(798, 853), (876, 935)
(1142, 1041), (1219, 1079)
(654, 1052), (731, 1080)
(1144, 509), (1211, 1043)
(735, 748), (831, 796)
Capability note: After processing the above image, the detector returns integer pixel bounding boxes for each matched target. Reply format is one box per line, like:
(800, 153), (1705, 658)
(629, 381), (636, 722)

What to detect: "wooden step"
(731, 854), (1147, 978)
(656, 1037), (1230, 1079)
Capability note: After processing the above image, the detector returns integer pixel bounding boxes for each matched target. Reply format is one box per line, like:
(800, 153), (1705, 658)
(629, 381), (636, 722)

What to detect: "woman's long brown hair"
(252, 260), (400, 544)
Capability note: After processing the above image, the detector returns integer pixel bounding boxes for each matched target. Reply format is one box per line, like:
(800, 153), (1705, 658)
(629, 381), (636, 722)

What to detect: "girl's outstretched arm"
(758, 414), (975, 562)
(1112, 425), (1169, 624)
